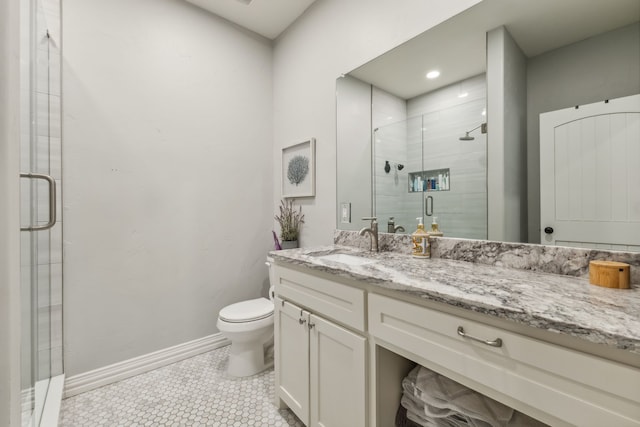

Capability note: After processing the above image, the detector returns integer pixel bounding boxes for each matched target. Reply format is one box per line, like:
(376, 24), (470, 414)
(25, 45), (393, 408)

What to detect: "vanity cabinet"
(272, 257), (640, 427)
(273, 265), (367, 427)
(368, 293), (640, 426)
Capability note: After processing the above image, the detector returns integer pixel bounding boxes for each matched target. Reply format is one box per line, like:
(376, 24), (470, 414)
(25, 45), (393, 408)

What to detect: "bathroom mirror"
(336, 0), (640, 249)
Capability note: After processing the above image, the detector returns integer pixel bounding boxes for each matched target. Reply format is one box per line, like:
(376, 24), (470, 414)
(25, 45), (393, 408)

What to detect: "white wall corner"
(486, 26), (527, 243)
(486, 27), (506, 242)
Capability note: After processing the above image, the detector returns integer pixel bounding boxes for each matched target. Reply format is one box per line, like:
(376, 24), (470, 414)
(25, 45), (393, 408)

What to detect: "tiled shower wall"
(374, 74), (487, 238)
(372, 75), (487, 238)
(409, 74), (487, 239)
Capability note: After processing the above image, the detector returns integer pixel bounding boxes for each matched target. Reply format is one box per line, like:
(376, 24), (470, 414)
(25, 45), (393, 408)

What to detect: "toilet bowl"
(216, 258), (275, 377)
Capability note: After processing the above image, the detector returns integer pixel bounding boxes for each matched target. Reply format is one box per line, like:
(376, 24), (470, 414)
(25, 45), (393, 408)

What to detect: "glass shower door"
(20, 0), (63, 425)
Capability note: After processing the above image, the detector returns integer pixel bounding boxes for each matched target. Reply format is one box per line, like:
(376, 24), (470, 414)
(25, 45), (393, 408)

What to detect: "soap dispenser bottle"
(428, 216), (444, 238)
(411, 217), (429, 258)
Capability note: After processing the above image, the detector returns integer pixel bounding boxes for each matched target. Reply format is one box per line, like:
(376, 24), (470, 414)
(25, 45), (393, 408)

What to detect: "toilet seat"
(219, 297), (273, 323)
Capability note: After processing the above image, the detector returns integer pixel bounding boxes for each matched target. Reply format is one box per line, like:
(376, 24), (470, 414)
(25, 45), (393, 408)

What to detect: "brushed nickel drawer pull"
(457, 326), (503, 347)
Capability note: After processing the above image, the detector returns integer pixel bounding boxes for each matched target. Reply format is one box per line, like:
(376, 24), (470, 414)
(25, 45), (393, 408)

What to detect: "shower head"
(459, 122), (486, 141)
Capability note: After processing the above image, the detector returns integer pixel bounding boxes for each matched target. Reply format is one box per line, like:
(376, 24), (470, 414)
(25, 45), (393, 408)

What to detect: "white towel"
(403, 376), (463, 419)
(413, 366), (547, 427)
(402, 393), (469, 427)
(403, 366), (463, 424)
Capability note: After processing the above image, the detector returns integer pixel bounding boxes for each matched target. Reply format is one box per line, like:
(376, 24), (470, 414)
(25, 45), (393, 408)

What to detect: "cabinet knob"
(544, 226), (554, 234)
(299, 318), (306, 325)
(308, 322), (315, 330)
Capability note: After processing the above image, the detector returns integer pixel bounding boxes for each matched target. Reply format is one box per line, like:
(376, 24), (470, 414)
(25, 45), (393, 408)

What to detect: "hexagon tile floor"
(59, 345), (303, 426)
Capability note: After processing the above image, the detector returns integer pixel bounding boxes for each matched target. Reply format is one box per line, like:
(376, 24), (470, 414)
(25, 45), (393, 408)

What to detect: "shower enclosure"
(373, 98), (488, 239)
(20, 0), (63, 425)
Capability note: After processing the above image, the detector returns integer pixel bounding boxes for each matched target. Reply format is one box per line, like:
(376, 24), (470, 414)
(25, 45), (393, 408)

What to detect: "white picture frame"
(282, 138), (316, 198)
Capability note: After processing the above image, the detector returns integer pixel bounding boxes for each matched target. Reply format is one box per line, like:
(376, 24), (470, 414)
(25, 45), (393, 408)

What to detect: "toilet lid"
(219, 298), (274, 323)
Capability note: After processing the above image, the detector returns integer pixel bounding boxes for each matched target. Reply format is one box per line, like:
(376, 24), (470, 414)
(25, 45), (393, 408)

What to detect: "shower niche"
(408, 168), (450, 192)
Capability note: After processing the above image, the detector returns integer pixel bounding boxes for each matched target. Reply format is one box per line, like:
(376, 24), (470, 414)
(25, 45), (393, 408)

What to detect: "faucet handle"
(362, 217), (377, 223)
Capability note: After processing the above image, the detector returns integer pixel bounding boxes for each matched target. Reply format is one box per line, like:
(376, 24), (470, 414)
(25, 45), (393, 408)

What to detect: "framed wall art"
(282, 138), (315, 198)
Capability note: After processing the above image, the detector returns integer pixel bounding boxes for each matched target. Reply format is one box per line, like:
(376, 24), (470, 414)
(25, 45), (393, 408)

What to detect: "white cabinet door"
(275, 298), (310, 425)
(309, 314), (367, 427)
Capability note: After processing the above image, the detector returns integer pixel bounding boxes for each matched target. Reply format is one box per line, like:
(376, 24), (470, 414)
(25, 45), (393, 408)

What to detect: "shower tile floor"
(59, 345), (303, 426)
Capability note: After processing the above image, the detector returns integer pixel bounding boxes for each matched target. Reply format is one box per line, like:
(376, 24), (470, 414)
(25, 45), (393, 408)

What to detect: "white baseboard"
(64, 333), (229, 398)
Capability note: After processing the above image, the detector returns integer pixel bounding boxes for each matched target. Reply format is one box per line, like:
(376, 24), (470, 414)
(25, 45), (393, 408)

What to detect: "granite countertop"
(270, 245), (640, 355)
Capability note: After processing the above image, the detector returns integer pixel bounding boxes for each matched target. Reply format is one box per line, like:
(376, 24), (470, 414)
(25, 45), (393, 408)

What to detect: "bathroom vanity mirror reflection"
(336, 0), (640, 250)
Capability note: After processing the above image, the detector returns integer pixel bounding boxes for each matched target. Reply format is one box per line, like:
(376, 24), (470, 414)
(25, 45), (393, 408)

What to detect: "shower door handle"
(425, 196), (433, 216)
(20, 173), (57, 231)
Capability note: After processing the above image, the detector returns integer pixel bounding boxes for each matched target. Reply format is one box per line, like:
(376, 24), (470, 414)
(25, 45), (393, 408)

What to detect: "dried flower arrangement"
(274, 199), (305, 242)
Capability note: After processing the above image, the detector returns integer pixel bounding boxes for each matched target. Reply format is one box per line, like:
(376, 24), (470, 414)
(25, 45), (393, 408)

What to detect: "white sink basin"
(317, 253), (375, 266)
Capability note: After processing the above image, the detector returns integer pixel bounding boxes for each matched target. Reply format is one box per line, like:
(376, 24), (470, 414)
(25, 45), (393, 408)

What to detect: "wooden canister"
(589, 260), (631, 289)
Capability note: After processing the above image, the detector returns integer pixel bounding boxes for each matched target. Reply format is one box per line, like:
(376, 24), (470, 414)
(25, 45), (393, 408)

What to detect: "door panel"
(309, 314), (366, 427)
(540, 94), (640, 249)
(275, 298), (309, 424)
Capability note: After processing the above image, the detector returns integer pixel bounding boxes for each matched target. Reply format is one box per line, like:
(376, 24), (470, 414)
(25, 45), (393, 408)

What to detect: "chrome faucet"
(387, 217), (405, 233)
(359, 217), (379, 252)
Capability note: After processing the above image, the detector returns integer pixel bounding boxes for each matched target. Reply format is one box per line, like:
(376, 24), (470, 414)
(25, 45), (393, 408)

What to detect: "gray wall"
(526, 22), (640, 243)
(487, 26), (527, 242)
(0, 0), (22, 424)
(63, 0), (274, 376)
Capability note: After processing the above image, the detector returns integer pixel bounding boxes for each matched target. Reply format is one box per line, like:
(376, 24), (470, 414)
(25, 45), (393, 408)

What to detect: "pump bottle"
(411, 217), (429, 258)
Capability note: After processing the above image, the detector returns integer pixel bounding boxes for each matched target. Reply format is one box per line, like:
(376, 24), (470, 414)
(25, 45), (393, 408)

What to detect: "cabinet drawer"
(368, 293), (640, 426)
(274, 264), (365, 332)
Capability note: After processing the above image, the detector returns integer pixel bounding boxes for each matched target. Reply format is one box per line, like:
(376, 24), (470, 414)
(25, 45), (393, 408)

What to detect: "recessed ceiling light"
(426, 70), (440, 79)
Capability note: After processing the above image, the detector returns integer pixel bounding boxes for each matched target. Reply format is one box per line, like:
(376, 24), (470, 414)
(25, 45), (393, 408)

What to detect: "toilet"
(216, 258), (275, 377)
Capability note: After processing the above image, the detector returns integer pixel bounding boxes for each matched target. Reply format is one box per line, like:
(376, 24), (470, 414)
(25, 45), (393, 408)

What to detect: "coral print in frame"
(282, 138), (315, 198)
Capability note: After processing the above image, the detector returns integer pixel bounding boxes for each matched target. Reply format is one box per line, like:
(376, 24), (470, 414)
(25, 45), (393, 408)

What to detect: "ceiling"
(349, 0), (640, 100)
(185, 0), (317, 40)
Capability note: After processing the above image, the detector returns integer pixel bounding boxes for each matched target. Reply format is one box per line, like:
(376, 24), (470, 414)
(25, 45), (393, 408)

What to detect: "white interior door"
(540, 94), (640, 250)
